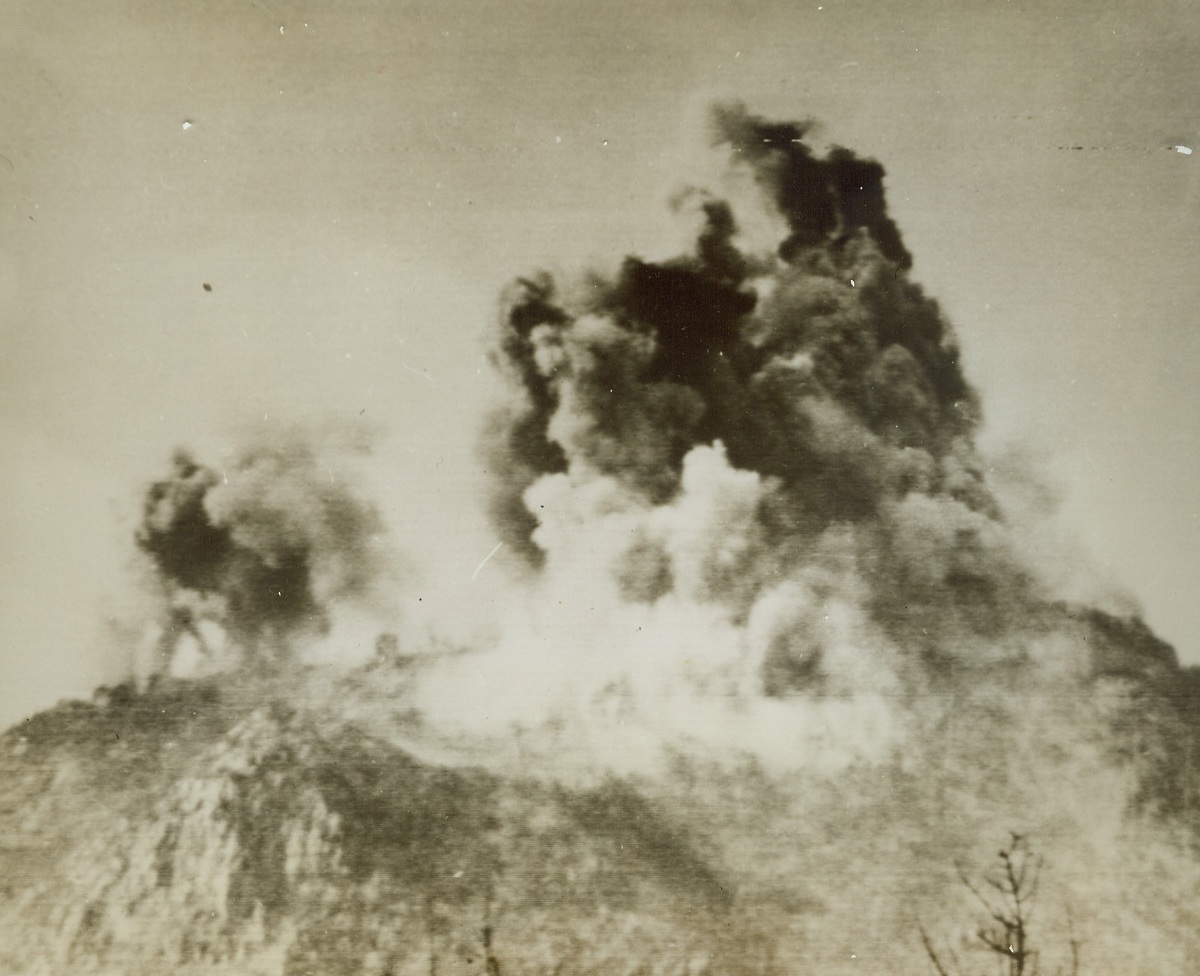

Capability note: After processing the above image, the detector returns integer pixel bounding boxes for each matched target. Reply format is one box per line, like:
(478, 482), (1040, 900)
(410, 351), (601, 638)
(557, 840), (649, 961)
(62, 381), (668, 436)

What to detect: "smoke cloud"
(59, 100), (1198, 976)
(450, 101), (1184, 772)
(135, 429), (390, 677)
(490, 104), (985, 573)
(122, 101), (1188, 783)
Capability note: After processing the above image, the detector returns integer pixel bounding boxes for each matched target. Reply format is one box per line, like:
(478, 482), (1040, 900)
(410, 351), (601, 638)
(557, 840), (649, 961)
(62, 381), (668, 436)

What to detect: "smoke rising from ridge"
(490, 104), (987, 569)
(135, 429), (390, 677)
(443, 101), (1185, 772)
(24, 101), (1200, 976)
(120, 101), (1189, 780)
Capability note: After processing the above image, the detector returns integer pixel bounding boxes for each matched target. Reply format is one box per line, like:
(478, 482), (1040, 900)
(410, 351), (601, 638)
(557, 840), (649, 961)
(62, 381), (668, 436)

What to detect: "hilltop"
(1, 641), (1198, 976)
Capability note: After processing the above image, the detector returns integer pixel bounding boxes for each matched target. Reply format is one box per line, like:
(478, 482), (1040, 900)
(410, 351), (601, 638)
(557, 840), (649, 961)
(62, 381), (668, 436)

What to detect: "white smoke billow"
(416, 438), (907, 774)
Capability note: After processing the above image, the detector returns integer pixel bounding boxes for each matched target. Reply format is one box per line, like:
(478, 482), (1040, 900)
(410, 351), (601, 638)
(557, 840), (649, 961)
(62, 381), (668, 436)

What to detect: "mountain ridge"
(2, 645), (1199, 976)
(0, 675), (749, 976)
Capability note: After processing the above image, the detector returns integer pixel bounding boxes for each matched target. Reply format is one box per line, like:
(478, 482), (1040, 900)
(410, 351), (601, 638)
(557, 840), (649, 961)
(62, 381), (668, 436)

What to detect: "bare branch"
(959, 871), (1010, 928)
(977, 929), (1010, 955)
(1062, 909), (1081, 976)
(918, 922), (956, 976)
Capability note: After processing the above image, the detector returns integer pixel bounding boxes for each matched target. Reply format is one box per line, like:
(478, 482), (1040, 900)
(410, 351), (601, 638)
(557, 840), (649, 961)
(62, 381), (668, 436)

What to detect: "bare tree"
(920, 834), (1079, 976)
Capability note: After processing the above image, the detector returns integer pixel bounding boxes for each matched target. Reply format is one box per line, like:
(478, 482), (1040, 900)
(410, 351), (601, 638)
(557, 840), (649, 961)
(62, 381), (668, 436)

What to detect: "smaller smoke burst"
(135, 431), (387, 674)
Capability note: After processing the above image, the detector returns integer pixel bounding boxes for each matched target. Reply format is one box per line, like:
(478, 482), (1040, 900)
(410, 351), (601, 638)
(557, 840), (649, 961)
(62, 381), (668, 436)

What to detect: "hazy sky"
(2, 0), (1198, 729)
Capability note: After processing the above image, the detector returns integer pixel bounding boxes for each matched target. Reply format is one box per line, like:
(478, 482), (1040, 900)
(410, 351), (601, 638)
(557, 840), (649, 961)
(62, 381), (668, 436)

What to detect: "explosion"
(129, 104), (1186, 777)
(395, 102), (1178, 773)
(134, 429), (390, 677)
(37, 101), (1200, 976)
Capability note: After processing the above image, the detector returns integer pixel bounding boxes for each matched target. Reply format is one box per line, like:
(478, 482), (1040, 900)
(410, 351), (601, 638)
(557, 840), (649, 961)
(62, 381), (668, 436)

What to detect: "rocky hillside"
(2, 656), (1200, 976)
(0, 675), (757, 976)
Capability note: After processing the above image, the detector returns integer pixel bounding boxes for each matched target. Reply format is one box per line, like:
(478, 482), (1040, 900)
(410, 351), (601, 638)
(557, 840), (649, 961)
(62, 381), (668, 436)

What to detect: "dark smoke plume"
(709, 103), (913, 268)
(136, 432), (386, 671)
(482, 101), (1177, 702)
